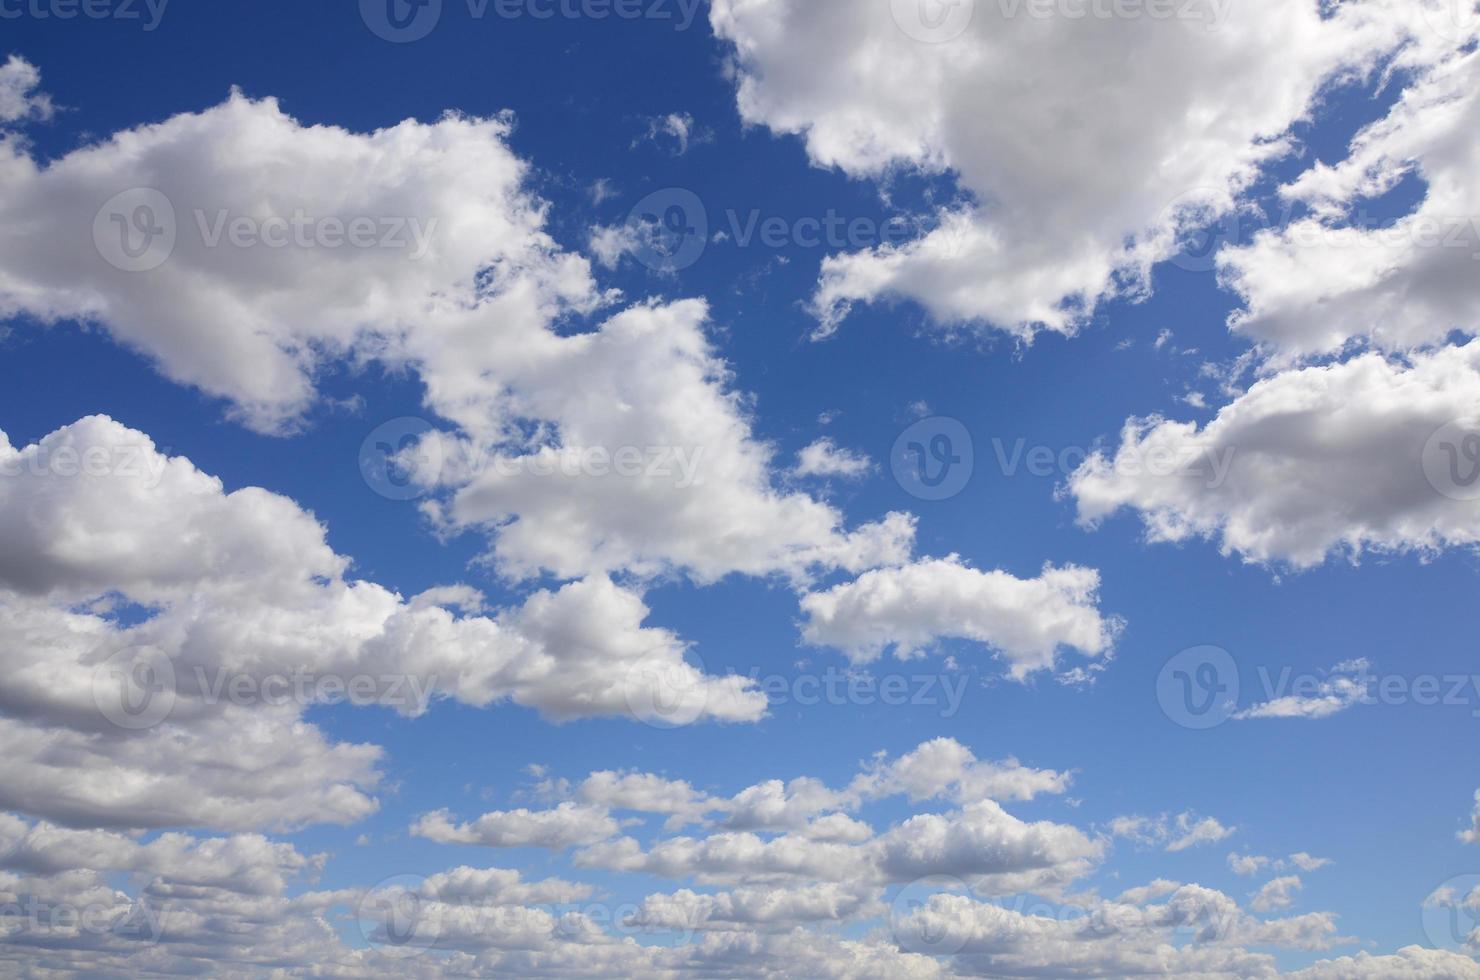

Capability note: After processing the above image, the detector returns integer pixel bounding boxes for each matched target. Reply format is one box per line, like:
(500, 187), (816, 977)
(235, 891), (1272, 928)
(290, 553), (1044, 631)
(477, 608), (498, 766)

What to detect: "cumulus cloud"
(0, 88), (920, 595)
(1069, 341), (1480, 568)
(799, 557), (1116, 677)
(429, 299), (917, 584)
(1461, 790), (1480, 844)
(0, 55), (52, 124)
(1235, 660), (1373, 720)
(1251, 875), (1303, 913)
(710, 0), (1411, 340)
(0, 742), (1433, 977)
(411, 803), (620, 850)
(0, 416), (764, 829)
(1111, 812), (1236, 852)
(1221, 46), (1480, 359)
(793, 437), (872, 479)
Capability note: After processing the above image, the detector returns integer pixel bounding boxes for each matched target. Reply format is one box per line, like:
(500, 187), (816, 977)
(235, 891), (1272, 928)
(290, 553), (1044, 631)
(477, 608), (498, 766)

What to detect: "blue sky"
(2, 1), (1480, 977)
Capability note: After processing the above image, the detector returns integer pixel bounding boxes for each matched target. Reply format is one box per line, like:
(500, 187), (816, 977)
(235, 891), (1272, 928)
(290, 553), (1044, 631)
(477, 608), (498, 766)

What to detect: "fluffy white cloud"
(1288, 947), (1480, 979)
(575, 772), (716, 831)
(799, 557), (1116, 677)
(1069, 341), (1480, 567)
(0, 742), (1442, 977)
(850, 737), (1072, 805)
(1230, 851), (1332, 875)
(1461, 790), (1480, 844)
(411, 803), (621, 851)
(0, 88), (601, 435)
(431, 299), (916, 584)
(0, 416), (765, 830)
(0, 85), (919, 595)
(1111, 812), (1236, 852)
(1251, 875), (1303, 913)
(794, 438), (872, 479)
(710, 0), (1411, 340)
(627, 883), (877, 932)
(1235, 660), (1372, 720)
(1221, 46), (1480, 358)
(0, 56), (52, 124)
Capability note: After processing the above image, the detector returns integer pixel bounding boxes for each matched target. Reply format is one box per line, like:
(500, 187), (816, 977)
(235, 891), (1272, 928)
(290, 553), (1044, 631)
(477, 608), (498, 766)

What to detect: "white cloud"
(850, 737), (1072, 805)
(1221, 46), (1480, 359)
(0, 742), (1439, 977)
(710, 0), (1411, 340)
(1229, 853), (1272, 876)
(1231, 851), (1333, 876)
(1235, 660), (1372, 720)
(1251, 875), (1303, 913)
(1111, 812), (1236, 852)
(793, 437), (872, 479)
(411, 803), (620, 850)
(799, 556), (1116, 678)
(1069, 341), (1480, 568)
(1288, 947), (1480, 979)
(1461, 790), (1480, 844)
(0, 416), (766, 830)
(637, 112), (704, 155)
(0, 55), (52, 124)
(0, 90), (597, 435)
(431, 299), (917, 584)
